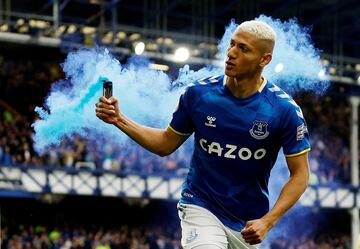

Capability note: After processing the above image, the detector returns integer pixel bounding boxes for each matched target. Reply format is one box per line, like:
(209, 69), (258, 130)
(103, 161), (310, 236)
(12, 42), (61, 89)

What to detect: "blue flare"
(217, 19), (237, 61)
(257, 15), (329, 94)
(32, 15), (330, 245)
(75, 77), (106, 111)
(32, 15), (329, 154)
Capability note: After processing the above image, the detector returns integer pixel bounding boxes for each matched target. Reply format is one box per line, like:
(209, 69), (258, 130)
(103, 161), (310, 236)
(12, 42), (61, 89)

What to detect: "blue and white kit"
(169, 75), (311, 232)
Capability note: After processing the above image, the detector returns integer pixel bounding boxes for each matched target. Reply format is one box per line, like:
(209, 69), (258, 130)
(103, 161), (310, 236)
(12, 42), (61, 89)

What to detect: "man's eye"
(239, 46), (248, 52)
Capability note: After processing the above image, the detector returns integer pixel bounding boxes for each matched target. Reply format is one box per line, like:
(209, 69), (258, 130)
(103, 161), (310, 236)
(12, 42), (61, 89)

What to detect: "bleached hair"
(237, 20), (276, 41)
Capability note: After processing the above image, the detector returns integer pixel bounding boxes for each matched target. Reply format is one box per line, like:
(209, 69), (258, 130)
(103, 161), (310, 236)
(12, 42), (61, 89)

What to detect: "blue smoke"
(217, 16), (330, 94)
(258, 15), (329, 94)
(33, 15), (328, 154)
(32, 15), (330, 247)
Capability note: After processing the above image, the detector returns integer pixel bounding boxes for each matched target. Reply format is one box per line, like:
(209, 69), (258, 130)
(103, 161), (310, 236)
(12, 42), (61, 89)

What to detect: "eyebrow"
(230, 39), (251, 49)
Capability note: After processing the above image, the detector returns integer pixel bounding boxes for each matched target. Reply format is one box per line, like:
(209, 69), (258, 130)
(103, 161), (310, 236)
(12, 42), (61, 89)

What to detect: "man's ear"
(260, 53), (272, 67)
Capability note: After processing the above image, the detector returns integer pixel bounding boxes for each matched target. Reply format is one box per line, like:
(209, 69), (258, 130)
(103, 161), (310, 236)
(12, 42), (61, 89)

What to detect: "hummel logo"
(205, 116), (216, 127)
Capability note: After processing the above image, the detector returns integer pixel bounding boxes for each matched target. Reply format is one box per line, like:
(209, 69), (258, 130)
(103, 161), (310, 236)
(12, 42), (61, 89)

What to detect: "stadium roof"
(4, 0), (359, 58)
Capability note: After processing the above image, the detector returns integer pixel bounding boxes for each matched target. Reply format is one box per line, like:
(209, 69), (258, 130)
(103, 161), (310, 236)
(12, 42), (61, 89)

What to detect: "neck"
(225, 73), (264, 98)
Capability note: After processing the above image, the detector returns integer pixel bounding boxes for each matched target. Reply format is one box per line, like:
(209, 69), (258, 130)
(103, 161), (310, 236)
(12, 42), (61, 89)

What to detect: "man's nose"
(227, 46), (236, 59)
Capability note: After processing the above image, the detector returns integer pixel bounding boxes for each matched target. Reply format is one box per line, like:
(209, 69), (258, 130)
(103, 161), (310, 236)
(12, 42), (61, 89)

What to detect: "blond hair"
(237, 20), (276, 41)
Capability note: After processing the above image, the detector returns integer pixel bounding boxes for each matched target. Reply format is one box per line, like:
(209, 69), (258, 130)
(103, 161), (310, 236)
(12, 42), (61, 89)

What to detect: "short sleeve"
(281, 105), (311, 157)
(168, 88), (195, 136)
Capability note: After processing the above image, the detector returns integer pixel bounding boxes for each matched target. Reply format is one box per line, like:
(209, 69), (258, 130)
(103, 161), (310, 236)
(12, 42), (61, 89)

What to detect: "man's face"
(225, 29), (266, 78)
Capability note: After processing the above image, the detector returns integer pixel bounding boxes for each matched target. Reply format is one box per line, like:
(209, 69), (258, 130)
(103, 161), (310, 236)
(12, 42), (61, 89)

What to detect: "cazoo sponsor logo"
(199, 138), (266, 160)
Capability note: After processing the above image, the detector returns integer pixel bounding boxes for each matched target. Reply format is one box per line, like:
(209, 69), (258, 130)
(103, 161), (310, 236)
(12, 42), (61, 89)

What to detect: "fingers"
(96, 112), (116, 125)
(97, 97), (118, 109)
(95, 102), (116, 122)
(96, 107), (115, 116)
(96, 101), (115, 111)
(96, 97), (116, 111)
(241, 229), (258, 239)
(96, 97), (119, 124)
(99, 96), (118, 105)
(108, 96), (117, 104)
(96, 100), (115, 116)
(96, 112), (111, 120)
(241, 223), (263, 245)
(245, 238), (262, 245)
(244, 220), (254, 228)
(242, 230), (262, 245)
(240, 226), (254, 236)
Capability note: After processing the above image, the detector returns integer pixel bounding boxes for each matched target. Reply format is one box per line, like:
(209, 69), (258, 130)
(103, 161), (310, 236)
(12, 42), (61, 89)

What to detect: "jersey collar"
(223, 75), (267, 93)
(258, 77), (267, 93)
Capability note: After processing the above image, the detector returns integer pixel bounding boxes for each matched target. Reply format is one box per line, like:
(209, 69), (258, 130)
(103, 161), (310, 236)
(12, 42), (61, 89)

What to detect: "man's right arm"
(95, 96), (189, 157)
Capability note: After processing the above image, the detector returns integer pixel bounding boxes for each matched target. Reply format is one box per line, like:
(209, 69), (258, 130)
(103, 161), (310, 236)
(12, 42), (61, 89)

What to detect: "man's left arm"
(241, 152), (310, 245)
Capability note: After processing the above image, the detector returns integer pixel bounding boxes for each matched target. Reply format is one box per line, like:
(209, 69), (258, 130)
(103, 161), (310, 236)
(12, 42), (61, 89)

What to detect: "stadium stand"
(0, 55), (352, 184)
(0, 52), (354, 248)
(0, 0), (359, 247)
(0, 196), (352, 249)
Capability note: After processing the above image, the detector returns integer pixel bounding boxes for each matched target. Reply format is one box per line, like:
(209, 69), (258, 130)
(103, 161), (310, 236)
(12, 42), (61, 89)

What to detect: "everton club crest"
(249, 120), (269, 140)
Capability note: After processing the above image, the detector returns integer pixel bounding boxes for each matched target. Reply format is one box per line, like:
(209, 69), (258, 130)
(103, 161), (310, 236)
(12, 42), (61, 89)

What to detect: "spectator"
(0, 223), (351, 249)
(0, 57), (353, 183)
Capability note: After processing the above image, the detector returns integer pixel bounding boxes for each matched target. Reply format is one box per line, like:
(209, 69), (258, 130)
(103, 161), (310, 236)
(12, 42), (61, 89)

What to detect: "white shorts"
(178, 203), (260, 249)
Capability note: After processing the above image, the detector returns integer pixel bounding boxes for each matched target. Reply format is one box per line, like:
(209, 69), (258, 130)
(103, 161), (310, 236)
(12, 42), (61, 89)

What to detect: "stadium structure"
(0, 0), (360, 248)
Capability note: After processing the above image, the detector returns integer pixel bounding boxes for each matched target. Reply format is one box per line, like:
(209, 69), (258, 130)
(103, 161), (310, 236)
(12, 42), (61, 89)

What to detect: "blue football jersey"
(169, 75), (311, 231)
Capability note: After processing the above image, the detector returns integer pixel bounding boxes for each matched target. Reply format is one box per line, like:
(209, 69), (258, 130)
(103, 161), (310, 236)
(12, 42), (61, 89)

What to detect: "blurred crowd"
(0, 224), (351, 249)
(294, 93), (351, 184)
(269, 234), (351, 249)
(0, 57), (61, 118)
(0, 106), (190, 176)
(1, 224), (181, 249)
(0, 56), (352, 184)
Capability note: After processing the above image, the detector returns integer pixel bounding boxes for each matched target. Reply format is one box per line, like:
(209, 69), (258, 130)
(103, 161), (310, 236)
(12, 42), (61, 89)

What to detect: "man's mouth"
(226, 61), (235, 66)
